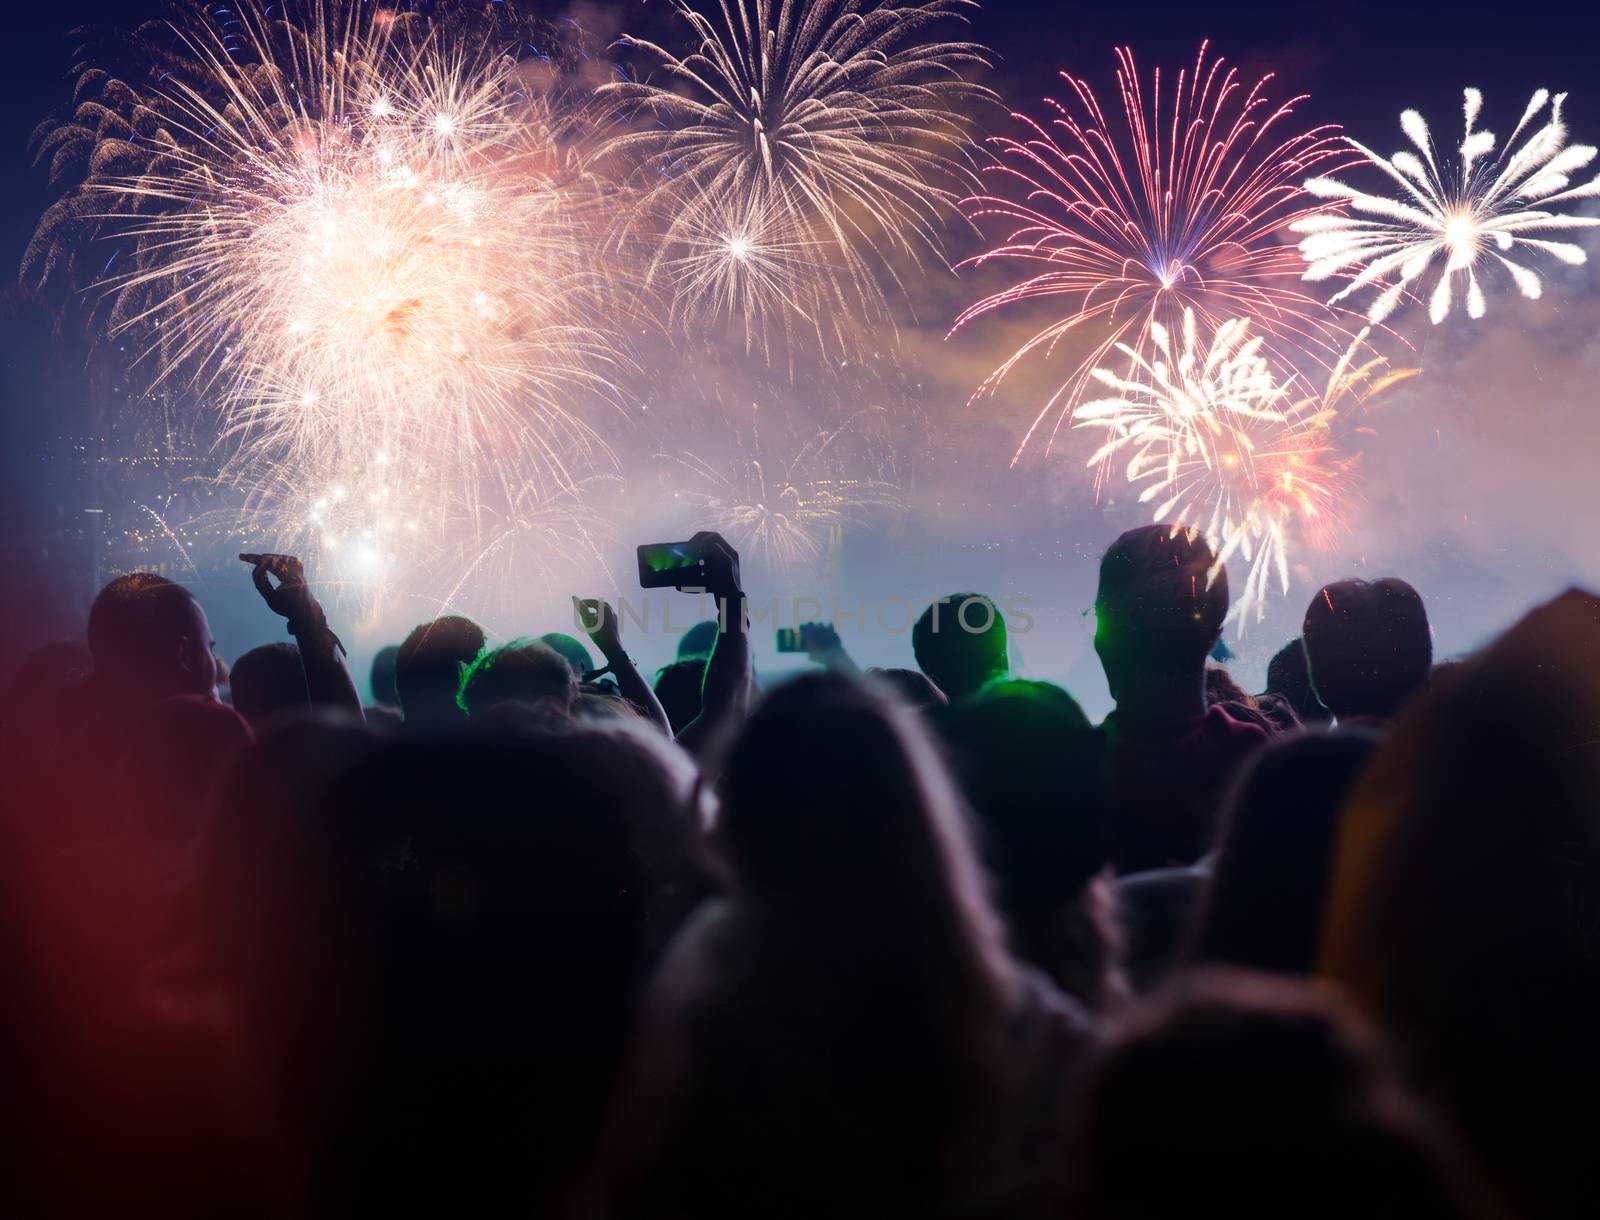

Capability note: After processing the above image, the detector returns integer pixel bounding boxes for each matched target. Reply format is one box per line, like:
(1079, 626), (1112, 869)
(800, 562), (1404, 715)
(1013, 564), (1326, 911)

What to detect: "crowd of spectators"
(4, 522), (1594, 1218)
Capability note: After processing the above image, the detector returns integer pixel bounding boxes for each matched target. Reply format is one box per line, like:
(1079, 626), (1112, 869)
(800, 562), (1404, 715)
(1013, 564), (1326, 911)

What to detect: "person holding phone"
(776, 622), (860, 676)
(635, 532), (749, 756)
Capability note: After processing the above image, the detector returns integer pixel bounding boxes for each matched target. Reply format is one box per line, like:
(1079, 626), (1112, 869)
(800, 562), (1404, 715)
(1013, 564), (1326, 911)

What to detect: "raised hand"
(799, 621), (843, 657)
(239, 552), (319, 626)
(573, 596), (625, 660)
(685, 531), (741, 600)
(572, 595), (671, 735)
(239, 551), (361, 715)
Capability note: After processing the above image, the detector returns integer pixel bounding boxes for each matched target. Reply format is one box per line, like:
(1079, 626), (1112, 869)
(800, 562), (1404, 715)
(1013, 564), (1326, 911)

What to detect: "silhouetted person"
(86, 573), (225, 711)
(368, 644), (400, 708)
(653, 658), (707, 735)
(944, 679), (1119, 1008)
(540, 631), (596, 680)
(1265, 636), (1331, 724)
(555, 720), (710, 963)
(208, 729), (644, 1217)
(912, 592), (1008, 702)
(677, 619), (719, 659)
(662, 533), (752, 757)
(1190, 728), (1381, 975)
(573, 597), (672, 735)
(48, 559), (351, 835)
(228, 642), (306, 729)
(458, 639), (577, 717)
(1321, 589), (1600, 1218)
(614, 672), (1094, 1220)
(1094, 525), (1268, 873)
(1070, 971), (1502, 1220)
(395, 614), (485, 727)
(238, 553), (363, 719)
(23, 555), (350, 837)
(5, 572), (266, 1219)
(1302, 578), (1431, 722)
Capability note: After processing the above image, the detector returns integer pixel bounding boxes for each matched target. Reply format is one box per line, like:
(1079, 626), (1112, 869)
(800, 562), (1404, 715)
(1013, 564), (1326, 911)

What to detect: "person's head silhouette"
(677, 619), (719, 659)
(458, 639), (577, 717)
(1070, 971), (1498, 1220)
(229, 642), (306, 729)
(912, 593), (1008, 702)
(539, 632), (595, 681)
(1264, 637), (1329, 724)
(1301, 578), (1432, 721)
(1094, 525), (1227, 724)
(653, 657), (707, 734)
(369, 644), (401, 708)
(87, 572), (224, 706)
(395, 615), (485, 726)
(944, 679), (1112, 1005)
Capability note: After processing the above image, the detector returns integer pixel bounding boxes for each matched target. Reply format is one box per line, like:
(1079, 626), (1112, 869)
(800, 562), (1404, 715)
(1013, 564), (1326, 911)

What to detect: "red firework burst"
(953, 40), (1367, 467)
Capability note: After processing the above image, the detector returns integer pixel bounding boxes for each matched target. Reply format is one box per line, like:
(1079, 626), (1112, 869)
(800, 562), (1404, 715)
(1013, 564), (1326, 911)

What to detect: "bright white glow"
(1296, 88), (1600, 324)
(1443, 210), (1477, 253)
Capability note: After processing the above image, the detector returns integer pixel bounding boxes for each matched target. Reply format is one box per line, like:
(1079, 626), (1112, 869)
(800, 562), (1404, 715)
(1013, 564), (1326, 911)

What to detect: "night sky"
(8, 0), (1600, 275)
(3, 0), (1599, 709)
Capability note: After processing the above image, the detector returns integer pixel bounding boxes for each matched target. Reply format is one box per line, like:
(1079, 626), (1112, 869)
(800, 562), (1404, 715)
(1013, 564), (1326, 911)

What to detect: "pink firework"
(952, 41), (1365, 467)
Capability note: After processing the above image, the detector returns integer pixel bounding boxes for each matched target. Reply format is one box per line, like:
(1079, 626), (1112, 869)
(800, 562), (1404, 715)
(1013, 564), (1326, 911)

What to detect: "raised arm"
(800, 621), (859, 677)
(574, 596), (672, 737)
(239, 552), (363, 719)
(674, 532), (750, 757)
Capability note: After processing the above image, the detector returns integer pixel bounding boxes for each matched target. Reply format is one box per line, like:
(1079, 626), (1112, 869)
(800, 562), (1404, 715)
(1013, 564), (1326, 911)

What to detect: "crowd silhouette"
(2, 520), (1596, 1218)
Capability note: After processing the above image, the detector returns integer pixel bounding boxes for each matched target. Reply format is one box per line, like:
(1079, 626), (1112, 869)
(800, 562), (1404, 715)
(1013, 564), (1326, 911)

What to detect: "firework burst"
(27, 1), (626, 597)
(953, 41), (1363, 466)
(657, 407), (903, 575)
(658, 184), (826, 360)
(1294, 88), (1600, 324)
(604, 0), (992, 358)
(1076, 309), (1414, 628)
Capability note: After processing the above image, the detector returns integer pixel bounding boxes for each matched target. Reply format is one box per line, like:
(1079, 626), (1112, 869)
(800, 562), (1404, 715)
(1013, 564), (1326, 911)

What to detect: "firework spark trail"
(423, 476), (619, 618)
(952, 41), (1368, 469)
(603, 0), (992, 359)
(1294, 88), (1600, 324)
(1076, 309), (1413, 629)
(139, 499), (201, 578)
(658, 185), (827, 358)
(27, 1), (627, 601)
(657, 407), (904, 575)
(1075, 311), (1291, 488)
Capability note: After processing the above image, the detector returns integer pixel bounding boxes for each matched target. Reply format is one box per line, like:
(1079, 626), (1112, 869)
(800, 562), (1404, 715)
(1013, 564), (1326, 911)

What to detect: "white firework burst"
(1075, 310), (1293, 487)
(1294, 88), (1600, 324)
(604, 0), (992, 357)
(1076, 309), (1347, 629)
(658, 185), (826, 359)
(27, 1), (629, 607)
